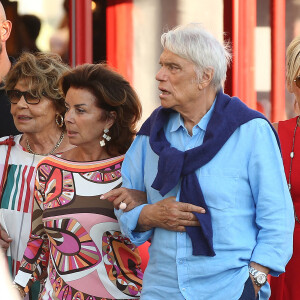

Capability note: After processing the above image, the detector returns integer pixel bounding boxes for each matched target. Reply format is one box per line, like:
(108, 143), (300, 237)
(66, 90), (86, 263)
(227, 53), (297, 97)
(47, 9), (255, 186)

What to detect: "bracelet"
(12, 281), (26, 298)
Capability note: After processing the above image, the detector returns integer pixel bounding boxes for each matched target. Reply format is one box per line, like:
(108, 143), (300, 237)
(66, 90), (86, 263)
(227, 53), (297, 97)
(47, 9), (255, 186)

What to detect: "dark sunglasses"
(6, 90), (41, 105)
(294, 76), (300, 89)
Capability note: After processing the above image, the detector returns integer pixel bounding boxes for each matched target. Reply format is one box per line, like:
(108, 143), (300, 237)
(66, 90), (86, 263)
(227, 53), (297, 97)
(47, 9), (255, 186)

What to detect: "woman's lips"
(17, 115), (32, 121)
(67, 130), (78, 137)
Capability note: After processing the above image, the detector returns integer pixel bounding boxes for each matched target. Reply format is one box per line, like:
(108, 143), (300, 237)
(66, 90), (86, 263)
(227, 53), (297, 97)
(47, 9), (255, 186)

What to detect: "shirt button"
(182, 288), (186, 292)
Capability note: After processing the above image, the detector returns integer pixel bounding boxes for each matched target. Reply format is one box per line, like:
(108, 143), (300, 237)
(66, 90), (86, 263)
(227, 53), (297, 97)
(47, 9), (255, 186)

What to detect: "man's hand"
(249, 262), (270, 297)
(101, 188), (147, 212)
(136, 196), (206, 232)
(0, 224), (12, 253)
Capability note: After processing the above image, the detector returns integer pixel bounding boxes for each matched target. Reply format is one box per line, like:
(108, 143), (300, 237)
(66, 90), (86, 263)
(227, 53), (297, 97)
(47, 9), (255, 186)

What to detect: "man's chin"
(160, 98), (172, 109)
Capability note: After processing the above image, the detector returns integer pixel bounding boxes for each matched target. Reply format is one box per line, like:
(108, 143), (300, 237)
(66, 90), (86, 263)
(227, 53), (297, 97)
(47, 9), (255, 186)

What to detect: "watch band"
(248, 266), (267, 287)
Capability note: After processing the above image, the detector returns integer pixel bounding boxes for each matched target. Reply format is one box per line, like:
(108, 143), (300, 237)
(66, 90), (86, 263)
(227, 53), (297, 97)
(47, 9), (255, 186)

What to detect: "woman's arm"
(13, 167), (50, 295)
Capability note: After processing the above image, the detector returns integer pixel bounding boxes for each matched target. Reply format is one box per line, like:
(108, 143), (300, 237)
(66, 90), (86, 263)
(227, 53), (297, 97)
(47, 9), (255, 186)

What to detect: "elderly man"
(0, 1), (19, 137)
(103, 23), (294, 300)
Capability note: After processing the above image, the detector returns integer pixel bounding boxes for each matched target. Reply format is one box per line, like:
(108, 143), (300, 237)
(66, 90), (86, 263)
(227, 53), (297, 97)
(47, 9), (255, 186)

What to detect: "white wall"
(133, 0), (224, 124)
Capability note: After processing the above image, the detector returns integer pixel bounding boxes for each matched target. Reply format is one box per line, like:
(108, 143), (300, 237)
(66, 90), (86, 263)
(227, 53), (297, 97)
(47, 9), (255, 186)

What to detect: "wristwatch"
(248, 266), (268, 287)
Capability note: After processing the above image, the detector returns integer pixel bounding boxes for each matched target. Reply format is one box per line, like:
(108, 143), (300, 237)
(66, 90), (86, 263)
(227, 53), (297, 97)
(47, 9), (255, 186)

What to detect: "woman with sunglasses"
(269, 36), (300, 300)
(0, 52), (72, 299)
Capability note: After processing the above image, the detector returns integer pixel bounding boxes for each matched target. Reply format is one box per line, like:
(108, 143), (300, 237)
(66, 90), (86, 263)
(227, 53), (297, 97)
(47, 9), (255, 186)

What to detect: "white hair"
(161, 23), (232, 91)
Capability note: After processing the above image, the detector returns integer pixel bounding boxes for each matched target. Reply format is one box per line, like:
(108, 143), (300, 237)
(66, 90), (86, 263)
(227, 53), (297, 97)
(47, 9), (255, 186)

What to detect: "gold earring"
(55, 114), (64, 128)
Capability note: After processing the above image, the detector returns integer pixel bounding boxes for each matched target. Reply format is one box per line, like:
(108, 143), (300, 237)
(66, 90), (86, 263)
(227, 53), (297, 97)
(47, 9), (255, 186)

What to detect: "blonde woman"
(270, 36), (300, 300)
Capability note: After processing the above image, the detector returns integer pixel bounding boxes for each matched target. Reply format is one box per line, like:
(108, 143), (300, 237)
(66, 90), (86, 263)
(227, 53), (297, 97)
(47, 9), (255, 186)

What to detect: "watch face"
(256, 274), (267, 284)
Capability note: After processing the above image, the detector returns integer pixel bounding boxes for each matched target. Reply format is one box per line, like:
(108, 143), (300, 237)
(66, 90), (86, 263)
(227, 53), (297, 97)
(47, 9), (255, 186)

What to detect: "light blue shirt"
(116, 102), (294, 300)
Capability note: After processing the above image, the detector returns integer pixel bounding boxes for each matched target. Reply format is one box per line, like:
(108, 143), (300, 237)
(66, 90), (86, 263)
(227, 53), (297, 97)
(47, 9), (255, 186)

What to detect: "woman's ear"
(286, 81), (293, 93)
(106, 111), (117, 129)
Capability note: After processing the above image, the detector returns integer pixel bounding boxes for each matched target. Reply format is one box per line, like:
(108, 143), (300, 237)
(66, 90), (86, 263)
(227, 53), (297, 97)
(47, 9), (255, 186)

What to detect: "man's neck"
(180, 88), (217, 135)
(0, 51), (11, 83)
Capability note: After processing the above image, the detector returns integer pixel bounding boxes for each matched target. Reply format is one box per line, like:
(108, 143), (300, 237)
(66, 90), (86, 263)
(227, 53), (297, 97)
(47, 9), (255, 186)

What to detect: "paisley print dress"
(14, 155), (143, 300)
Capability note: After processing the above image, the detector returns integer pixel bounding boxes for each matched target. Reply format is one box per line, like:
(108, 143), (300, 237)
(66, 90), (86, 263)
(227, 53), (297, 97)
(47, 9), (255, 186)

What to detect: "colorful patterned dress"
(14, 155), (143, 300)
(0, 134), (44, 277)
(270, 117), (300, 300)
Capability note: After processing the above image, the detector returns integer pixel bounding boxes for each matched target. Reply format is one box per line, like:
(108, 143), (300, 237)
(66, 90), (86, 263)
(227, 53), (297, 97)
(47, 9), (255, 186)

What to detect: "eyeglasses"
(294, 76), (300, 89)
(6, 90), (41, 105)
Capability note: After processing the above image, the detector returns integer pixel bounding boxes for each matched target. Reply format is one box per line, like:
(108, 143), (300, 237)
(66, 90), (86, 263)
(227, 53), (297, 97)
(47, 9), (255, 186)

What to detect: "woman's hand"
(0, 249), (21, 299)
(0, 224), (12, 253)
(101, 188), (147, 212)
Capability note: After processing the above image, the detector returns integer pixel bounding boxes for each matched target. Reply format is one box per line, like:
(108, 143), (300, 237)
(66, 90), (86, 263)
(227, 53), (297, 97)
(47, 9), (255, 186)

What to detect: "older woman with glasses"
(0, 51), (72, 299)
(269, 36), (300, 300)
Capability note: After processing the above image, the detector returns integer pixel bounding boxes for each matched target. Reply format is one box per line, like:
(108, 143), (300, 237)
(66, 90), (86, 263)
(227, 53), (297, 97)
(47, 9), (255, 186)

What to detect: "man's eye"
(169, 65), (178, 70)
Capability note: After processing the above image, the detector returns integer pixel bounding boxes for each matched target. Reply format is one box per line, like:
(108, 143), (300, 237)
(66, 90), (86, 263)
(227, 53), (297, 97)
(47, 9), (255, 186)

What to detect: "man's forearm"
(135, 205), (154, 232)
(249, 261), (270, 275)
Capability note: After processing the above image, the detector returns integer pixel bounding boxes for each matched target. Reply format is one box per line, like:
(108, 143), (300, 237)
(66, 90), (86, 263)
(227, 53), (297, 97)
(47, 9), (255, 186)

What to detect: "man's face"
(155, 49), (200, 113)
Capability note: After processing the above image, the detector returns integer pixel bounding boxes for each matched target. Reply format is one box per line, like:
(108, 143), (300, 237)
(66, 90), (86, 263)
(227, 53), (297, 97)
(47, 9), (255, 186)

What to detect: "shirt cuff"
(250, 242), (293, 276)
(118, 204), (153, 245)
(14, 270), (31, 288)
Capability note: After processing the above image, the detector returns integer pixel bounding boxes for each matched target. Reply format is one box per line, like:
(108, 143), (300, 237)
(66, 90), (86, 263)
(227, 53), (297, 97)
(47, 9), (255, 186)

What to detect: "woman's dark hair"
(59, 63), (142, 156)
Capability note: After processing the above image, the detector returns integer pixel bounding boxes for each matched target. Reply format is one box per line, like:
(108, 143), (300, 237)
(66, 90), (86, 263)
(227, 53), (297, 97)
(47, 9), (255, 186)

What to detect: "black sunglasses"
(6, 90), (41, 105)
(294, 76), (300, 89)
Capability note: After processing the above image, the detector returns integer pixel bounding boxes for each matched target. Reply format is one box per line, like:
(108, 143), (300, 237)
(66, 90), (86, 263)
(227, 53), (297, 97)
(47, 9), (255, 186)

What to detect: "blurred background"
(2, 0), (300, 124)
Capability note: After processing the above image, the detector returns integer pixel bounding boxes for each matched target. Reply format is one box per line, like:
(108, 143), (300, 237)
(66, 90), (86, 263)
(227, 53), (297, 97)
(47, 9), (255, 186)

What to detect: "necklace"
(26, 131), (65, 156)
(288, 115), (300, 223)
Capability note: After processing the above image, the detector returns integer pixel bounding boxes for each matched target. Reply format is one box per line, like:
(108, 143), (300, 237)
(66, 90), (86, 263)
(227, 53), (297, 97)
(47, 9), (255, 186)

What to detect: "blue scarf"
(137, 91), (280, 256)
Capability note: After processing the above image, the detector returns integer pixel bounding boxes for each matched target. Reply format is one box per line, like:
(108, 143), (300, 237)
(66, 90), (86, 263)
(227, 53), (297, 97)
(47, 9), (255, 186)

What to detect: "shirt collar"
(170, 98), (217, 133)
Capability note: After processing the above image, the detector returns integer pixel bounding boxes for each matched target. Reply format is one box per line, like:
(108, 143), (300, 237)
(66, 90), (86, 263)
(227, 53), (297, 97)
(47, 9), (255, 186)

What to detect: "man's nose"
(155, 67), (167, 81)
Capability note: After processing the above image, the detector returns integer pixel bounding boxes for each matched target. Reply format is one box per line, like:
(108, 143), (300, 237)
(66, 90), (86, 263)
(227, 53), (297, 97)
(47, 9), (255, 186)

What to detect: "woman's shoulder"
(37, 153), (125, 173)
(0, 134), (22, 143)
(36, 154), (62, 169)
(272, 122), (278, 133)
(277, 116), (299, 132)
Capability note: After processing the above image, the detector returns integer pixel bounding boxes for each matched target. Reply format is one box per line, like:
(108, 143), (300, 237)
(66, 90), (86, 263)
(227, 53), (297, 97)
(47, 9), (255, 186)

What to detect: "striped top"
(0, 134), (44, 277)
(14, 155), (143, 300)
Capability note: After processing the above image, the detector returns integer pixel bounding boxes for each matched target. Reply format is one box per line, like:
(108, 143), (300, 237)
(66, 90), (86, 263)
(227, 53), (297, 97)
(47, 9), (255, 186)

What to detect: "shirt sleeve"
(14, 165), (50, 290)
(248, 120), (294, 276)
(115, 135), (154, 245)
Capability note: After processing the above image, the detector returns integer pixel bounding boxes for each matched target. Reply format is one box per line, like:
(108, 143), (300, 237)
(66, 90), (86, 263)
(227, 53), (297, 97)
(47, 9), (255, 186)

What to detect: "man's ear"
(1, 20), (12, 42)
(198, 68), (214, 90)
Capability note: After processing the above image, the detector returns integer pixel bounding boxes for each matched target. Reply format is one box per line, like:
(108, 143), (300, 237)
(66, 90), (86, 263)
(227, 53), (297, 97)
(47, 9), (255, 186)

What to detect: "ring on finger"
(119, 201), (127, 210)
